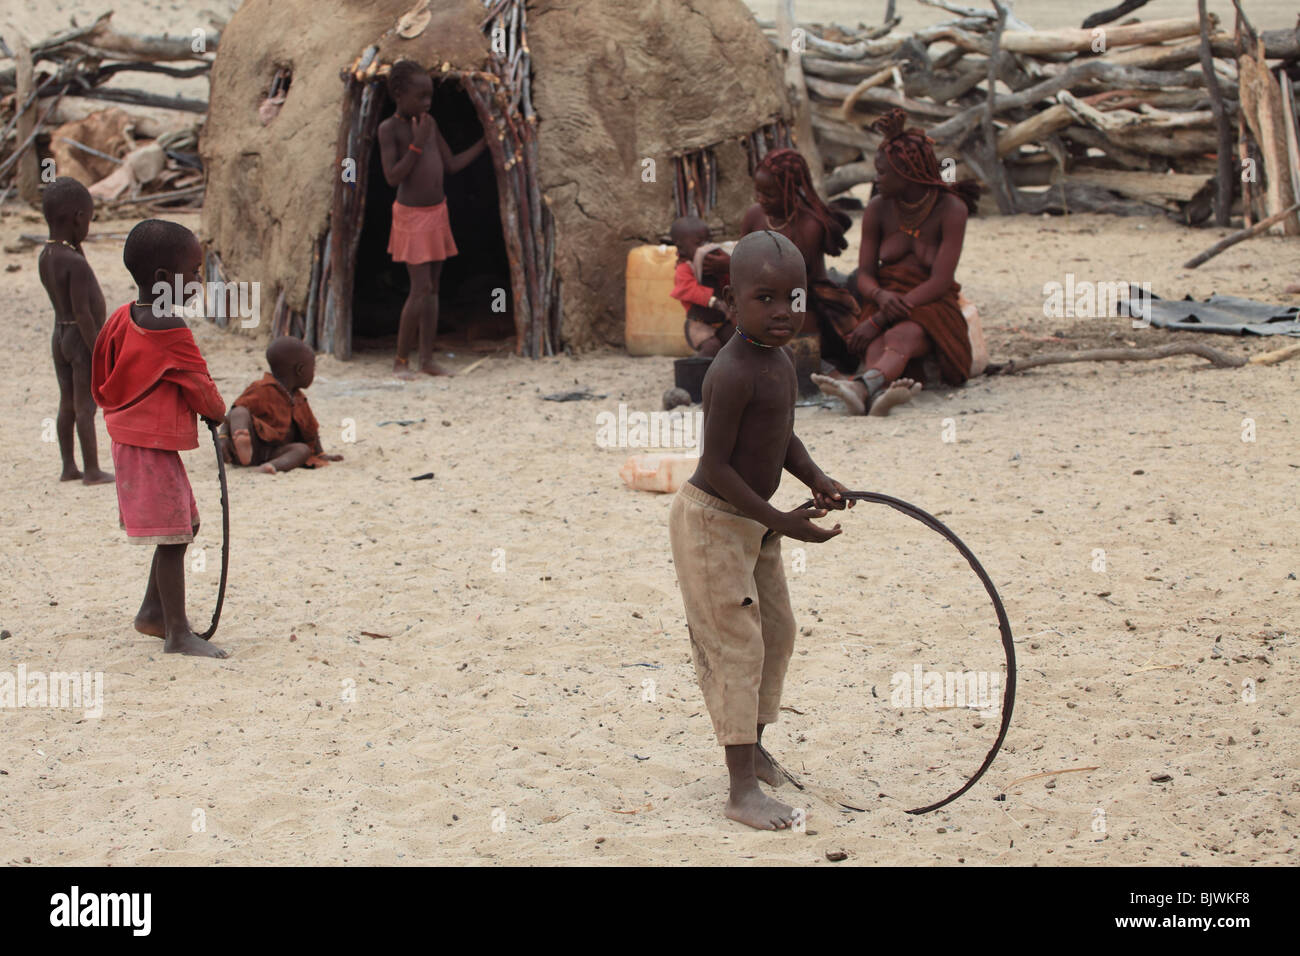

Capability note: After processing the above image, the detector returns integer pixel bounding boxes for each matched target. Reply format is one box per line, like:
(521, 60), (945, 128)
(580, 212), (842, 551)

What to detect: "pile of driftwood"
(763, 0), (1300, 233)
(0, 12), (215, 209)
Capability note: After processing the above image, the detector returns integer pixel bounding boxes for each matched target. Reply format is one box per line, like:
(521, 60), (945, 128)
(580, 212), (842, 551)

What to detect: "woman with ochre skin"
(732, 149), (859, 356)
(812, 109), (979, 416)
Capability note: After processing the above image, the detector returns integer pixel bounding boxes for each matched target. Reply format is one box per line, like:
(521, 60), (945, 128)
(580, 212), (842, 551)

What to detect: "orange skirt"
(388, 200), (458, 264)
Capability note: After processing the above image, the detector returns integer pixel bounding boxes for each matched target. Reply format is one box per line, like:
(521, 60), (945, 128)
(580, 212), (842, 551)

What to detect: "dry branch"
(991, 343), (1248, 374)
(1182, 199), (1300, 267)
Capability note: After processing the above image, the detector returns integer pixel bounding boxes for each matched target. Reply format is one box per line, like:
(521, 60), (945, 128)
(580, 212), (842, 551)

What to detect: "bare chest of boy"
(733, 363), (797, 499)
(390, 118), (446, 207)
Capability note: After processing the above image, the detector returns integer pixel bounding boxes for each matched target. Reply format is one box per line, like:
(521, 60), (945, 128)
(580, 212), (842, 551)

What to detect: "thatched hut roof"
(201, 0), (791, 355)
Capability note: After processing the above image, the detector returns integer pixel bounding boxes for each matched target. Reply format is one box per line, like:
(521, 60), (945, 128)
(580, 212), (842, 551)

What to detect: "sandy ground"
(2, 1), (1299, 866)
(1, 198), (1297, 865)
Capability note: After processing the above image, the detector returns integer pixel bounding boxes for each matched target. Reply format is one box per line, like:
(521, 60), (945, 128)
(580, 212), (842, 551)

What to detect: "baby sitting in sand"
(221, 336), (343, 474)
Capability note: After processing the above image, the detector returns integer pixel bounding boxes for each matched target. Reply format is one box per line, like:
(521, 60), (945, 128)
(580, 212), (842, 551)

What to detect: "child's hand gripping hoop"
(779, 490), (1017, 815)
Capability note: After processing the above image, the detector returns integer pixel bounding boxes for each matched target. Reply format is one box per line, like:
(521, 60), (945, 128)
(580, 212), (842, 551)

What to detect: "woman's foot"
(868, 378), (922, 417)
(811, 373), (868, 415)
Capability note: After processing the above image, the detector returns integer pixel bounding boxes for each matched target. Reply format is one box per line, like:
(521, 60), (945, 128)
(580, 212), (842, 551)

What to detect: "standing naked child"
(669, 230), (853, 830)
(221, 336), (343, 474)
(378, 60), (487, 379)
(91, 219), (228, 658)
(38, 177), (113, 485)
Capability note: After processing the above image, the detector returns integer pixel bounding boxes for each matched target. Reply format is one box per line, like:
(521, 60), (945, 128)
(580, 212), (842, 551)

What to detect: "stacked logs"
(760, 1), (1300, 229)
(0, 12), (214, 207)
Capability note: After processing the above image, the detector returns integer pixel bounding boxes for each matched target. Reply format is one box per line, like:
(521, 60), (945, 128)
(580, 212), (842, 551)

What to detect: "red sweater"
(670, 260), (715, 310)
(91, 302), (226, 450)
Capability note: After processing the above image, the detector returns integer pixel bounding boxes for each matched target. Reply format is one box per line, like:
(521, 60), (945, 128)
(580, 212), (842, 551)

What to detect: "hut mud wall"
(527, 0), (791, 352)
(202, 0), (793, 357)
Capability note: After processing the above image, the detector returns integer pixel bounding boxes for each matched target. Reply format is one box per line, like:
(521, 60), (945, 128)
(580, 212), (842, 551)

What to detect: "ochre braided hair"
(871, 109), (979, 213)
(754, 148), (850, 257)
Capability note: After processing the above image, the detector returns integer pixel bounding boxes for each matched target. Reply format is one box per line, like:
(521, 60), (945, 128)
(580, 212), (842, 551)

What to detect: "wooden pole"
(775, 0), (824, 192)
(1235, 12), (1299, 235)
(1197, 0), (1233, 226)
(12, 34), (41, 206)
(981, 2), (1016, 214)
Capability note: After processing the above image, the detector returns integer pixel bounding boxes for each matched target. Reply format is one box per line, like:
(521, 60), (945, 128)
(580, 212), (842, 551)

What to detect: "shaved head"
(123, 219), (199, 290)
(42, 177), (93, 227)
(670, 215), (708, 247)
(267, 335), (314, 376)
(729, 229), (805, 294)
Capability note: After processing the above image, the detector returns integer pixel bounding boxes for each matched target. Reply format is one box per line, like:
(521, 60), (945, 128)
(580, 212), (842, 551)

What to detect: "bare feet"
(754, 744), (784, 788)
(164, 629), (228, 658)
(134, 610), (193, 638)
(60, 468), (83, 482)
(259, 462), (277, 474)
(393, 357), (417, 381)
(82, 468), (114, 485)
(868, 377), (922, 417)
(419, 359), (455, 377)
(231, 428), (253, 466)
(811, 373), (868, 415)
(725, 785), (796, 830)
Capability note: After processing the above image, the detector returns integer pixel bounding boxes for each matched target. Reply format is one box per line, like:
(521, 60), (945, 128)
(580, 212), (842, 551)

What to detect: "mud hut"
(200, 0), (794, 358)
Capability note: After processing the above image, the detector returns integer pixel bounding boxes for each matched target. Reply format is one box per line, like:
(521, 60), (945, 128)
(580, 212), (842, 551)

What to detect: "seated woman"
(737, 148), (859, 354)
(813, 109), (980, 416)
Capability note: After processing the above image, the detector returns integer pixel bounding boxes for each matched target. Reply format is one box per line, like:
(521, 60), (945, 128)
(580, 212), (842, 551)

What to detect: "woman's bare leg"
(813, 320), (929, 415)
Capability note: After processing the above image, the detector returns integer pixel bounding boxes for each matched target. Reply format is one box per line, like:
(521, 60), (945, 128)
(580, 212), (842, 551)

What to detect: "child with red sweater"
(91, 219), (228, 658)
(670, 216), (733, 357)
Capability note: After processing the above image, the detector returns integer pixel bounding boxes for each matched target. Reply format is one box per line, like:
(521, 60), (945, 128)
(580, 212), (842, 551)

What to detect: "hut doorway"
(350, 78), (515, 353)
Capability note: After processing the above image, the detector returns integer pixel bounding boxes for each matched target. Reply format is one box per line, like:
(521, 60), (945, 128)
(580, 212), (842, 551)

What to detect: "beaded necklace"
(896, 188), (938, 238)
(734, 324), (775, 349)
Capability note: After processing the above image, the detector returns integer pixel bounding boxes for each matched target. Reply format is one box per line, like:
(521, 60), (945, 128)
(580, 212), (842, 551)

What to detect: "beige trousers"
(668, 481), (797, 745)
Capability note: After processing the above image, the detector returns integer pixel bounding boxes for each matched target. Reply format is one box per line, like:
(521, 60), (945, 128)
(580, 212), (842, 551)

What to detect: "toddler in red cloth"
(670, 216), (733, 357)
(378, 60), (487, 379)
(91, 219), (228, 658)
(221, 336), (343, 474)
